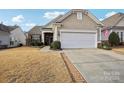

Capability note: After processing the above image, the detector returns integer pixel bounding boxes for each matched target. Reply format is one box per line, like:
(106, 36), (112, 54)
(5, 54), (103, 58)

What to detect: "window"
(32, 35), (41, 41)
(32, 35), (40, 39)
(10, 41), (14, 45)
(10, 37), (14, 45)
(77, 12), (83, 20)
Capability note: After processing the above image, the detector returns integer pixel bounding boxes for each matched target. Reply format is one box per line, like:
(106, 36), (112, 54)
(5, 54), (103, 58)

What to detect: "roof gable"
(56, 9), (103, 26)
(57, 12), (99, 30)
(102, 13), (124, 27)
(43, 9), (103, 29)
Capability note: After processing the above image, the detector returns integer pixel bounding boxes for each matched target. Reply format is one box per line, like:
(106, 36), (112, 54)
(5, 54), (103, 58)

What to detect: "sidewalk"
(40, 46), (51, 52)
(40, 46), (63, 53)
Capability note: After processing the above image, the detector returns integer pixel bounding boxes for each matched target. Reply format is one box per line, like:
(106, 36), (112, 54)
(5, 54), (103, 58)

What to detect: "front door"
(44, 33), (53, 45)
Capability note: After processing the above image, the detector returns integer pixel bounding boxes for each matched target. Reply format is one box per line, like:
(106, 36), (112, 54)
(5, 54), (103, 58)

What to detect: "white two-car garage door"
(60, 32), (97, 48)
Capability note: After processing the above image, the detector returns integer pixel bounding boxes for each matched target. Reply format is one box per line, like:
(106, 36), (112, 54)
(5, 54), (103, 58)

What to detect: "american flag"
(103, 29), (109, 37)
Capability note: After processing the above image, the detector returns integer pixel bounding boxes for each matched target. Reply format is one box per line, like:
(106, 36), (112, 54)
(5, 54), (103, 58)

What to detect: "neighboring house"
(9, 26), (26, 47)
(27, 26), (42, 44)
(41, 9), (103, 48)
(0, 24), (11, 48)
(102, 13), (124, 43)
(0, 23), (26, 48)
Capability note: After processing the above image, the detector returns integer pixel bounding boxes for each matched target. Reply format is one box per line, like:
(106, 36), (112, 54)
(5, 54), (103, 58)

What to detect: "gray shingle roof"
(102, 13), (124, 27)
(0, 24), (18, 32)
(28, 26), (43, 35)
(43, 15), (63, 28)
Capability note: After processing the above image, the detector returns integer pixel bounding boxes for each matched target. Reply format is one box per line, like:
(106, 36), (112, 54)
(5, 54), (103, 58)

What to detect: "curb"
(61, 53), (87, 83)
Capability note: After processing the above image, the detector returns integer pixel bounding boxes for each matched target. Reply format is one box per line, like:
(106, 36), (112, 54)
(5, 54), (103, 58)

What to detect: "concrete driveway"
(64, 49), (124, 83)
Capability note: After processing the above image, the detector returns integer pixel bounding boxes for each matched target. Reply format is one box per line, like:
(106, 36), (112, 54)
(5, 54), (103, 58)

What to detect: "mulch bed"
(61, 53), (87, 83)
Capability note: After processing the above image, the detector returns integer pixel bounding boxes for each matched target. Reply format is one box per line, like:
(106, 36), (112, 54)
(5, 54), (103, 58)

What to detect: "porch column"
(42, 31), (44, 43)
(53, 26), (58, 41)
(110, 29), (112, 33)
(99, 27), (102, 42)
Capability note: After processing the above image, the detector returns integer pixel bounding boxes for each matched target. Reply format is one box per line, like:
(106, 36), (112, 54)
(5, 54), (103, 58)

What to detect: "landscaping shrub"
(37, 42), (44, 46)
(30, 40), (36, 46)
(119, 42), (124, 45)
(102, 44), (112, 50)
(30, 40), (44, 46)
(18, 43), (23, 47)
(108, 32), (120, 46)
(101, 41), (112, 50)
(50, 41), (61, 50)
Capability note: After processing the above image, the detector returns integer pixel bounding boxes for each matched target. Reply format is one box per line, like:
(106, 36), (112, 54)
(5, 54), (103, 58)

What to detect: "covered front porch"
(42, 28), (53, 45)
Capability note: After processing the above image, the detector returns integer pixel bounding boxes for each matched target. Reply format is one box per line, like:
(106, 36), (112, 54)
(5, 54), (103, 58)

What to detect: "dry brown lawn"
(113, 47), (124, 54)
(0, 47), (73, 83)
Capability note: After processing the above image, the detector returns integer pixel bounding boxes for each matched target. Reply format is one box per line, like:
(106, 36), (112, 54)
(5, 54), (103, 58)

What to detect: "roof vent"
(77, 12), (83, 20)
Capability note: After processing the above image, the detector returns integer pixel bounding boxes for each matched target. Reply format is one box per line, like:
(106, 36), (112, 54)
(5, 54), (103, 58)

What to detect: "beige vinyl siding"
(60, 13), (98, 30)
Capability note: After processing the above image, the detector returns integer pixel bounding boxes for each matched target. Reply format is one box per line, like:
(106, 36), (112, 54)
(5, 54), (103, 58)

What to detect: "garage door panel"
(61, 32), (96, 48)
